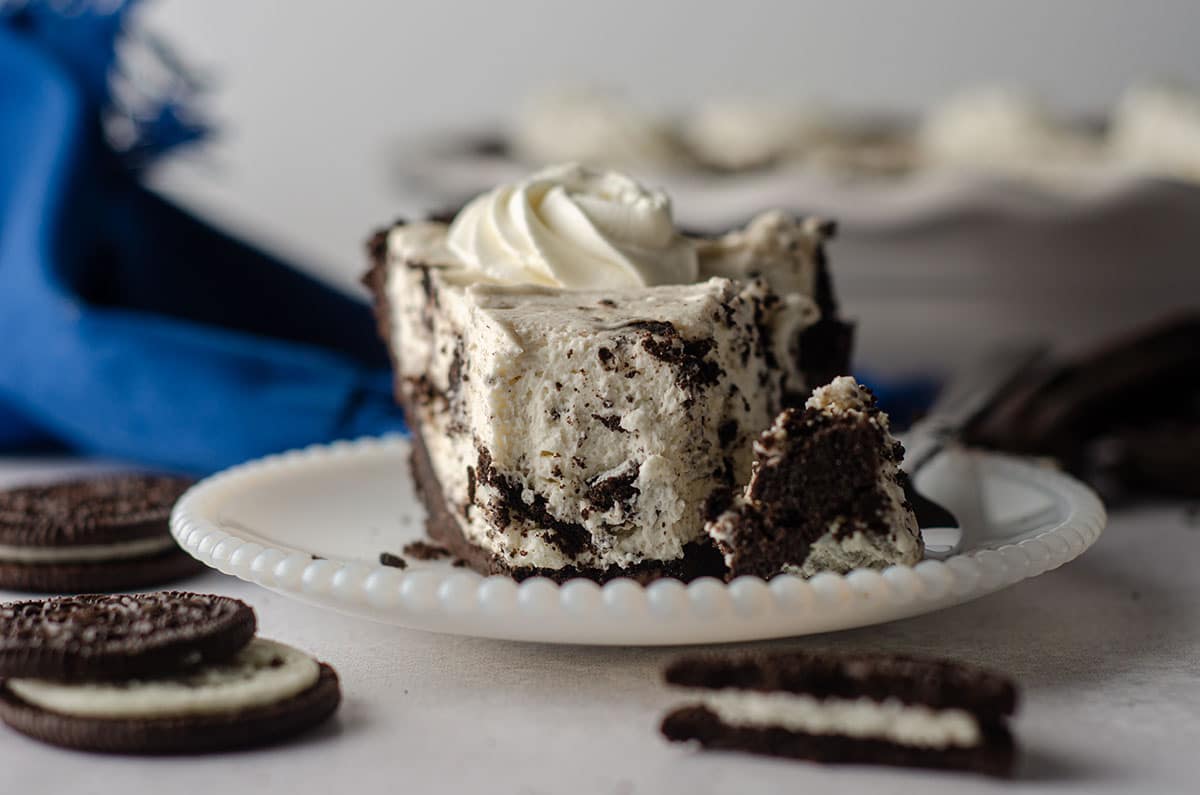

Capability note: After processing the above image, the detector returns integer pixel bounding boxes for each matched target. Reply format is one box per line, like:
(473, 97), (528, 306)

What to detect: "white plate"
(171, 436), (1105, 646)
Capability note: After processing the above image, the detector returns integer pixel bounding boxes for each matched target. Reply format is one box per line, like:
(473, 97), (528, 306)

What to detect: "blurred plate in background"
(395, 137), (1200, 377)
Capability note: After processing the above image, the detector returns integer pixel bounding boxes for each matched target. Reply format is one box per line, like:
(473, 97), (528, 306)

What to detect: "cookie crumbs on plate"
(379, 552), (408, 569)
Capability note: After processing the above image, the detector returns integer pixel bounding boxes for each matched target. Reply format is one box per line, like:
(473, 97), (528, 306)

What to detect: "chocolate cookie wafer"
(0, 592), (256, 680)
(0, 475), (202, 593)
(661, 651), (1018, 777)
(966, 312), (1200, 500)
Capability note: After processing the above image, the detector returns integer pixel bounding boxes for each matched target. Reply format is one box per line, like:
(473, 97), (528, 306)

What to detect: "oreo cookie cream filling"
(6, 638), (319, 719)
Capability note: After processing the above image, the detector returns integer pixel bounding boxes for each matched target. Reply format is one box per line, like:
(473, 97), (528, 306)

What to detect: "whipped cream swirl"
(446, 163), (698, 289)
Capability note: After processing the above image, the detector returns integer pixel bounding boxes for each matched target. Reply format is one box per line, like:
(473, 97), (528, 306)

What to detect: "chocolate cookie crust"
(0, 592), (256, 681)
(794, 222), (855, 396)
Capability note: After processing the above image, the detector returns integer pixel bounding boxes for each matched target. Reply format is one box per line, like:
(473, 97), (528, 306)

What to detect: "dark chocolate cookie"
(966, 312), (1200, 500)
(661, 704), (1016, 778)
(662, 650), (1018, 777)
(0, 475), (193, 548)
(0, 475), (201, 593)
(664, 651), (1017, 717)
(0, 592), (256, 681)
(0, 549), (206, 595)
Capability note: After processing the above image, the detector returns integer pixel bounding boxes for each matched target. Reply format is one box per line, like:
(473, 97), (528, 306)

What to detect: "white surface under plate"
(171, 436), (1105, 646)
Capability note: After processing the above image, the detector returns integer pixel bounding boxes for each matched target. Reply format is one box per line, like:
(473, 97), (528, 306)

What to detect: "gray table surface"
(0, 457), (1196, 795)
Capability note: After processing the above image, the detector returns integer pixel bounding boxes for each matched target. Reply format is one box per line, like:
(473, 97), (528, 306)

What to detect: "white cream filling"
(0, 535), (176, 564)
(703, 690), (981, 749)
(7, 638), (319, 719)
(801, 374), (873, 416)
(389, 264), (788, 571)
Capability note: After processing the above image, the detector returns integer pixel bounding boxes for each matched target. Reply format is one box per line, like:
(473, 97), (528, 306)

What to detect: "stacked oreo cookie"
(662, 651), (1018, 777)
(0, 592), (341, 753)
(0, 475), (202, 593)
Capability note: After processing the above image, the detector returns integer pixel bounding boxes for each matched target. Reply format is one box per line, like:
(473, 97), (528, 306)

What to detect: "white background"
(141, 0), (1200, 293)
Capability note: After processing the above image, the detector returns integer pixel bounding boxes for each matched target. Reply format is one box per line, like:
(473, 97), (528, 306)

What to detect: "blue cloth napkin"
(0, 3), (404, 474)
(0, 3), (935, 476)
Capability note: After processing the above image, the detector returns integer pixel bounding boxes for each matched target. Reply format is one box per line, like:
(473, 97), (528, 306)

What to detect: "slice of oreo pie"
(661, 651), (1018, 777)
(0, 475), (202, 593)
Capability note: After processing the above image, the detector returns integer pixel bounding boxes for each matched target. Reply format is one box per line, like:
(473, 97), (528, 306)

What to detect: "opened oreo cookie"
(661, 651), (1018, 777)
(0, 475), (202, 593)
(0, 592), (341, 753)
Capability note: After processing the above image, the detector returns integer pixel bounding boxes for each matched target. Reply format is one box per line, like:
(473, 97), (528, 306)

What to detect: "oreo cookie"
(661, 651), (1018, 777)
(966, 312), (1200, 500)
(0, 592), (257, 681)
(0, 591), (341, 753)
(0, 638), (342, 754)
(0, 475), (203, 593)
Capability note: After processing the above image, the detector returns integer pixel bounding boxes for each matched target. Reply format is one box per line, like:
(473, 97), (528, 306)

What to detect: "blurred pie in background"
(394, 82), (1200, 382)
(431, 82), (1200, 186)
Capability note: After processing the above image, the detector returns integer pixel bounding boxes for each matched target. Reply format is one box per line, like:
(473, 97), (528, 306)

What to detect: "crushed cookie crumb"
(379, 552), (408, 569)
(403, 540), (452, 560)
